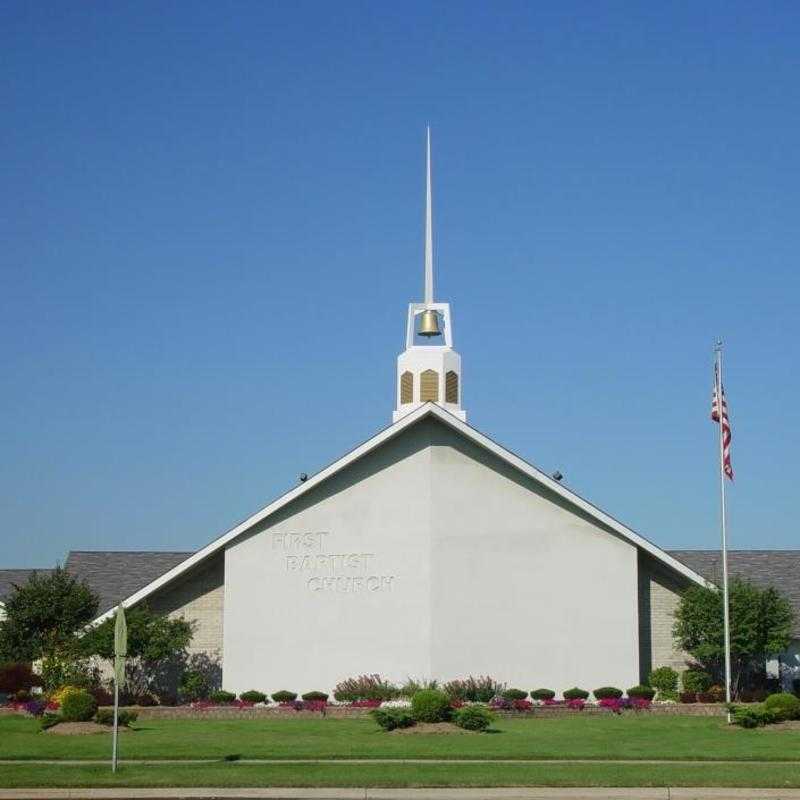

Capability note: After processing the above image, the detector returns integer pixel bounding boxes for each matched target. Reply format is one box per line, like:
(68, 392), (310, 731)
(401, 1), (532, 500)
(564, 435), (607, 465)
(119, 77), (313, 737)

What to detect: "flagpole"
(112, 673), (119, 772)
(715, 340), (733, 719)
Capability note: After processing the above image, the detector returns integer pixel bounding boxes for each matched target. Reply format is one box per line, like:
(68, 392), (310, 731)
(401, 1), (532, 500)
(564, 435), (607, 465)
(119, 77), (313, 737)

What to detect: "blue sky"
(2, 2), (798, 567)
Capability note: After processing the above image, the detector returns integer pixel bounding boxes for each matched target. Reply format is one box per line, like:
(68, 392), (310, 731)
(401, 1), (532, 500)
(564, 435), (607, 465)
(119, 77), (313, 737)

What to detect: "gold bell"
(418, 309), (442, 337)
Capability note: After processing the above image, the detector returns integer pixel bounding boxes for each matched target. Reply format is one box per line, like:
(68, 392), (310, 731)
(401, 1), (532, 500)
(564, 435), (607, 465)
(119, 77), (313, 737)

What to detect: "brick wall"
(149, 554), (224, 662)
(638, 552), (691, 680)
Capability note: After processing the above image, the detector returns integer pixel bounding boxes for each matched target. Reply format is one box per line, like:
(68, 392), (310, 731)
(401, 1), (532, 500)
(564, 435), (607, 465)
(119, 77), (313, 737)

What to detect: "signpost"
(112, 604), (127, 773)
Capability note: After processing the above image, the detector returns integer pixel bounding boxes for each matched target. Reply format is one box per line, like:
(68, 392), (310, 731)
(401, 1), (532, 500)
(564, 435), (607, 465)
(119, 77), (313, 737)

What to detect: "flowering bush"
(443, 676), (505, 703)
(299, 699), (327, 712)
(489, 696), (511, 710)
(350, 698), (382, 708)
(512, 699), (533, 711)
(333, 674), (398, 703)
(381, 699), (412, 708)
(566, 698), (586, 710)
(449, 698), (464, 709)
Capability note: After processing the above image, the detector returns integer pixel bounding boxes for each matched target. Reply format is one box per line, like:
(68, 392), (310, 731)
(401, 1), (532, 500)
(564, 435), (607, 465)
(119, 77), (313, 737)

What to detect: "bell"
(418, 309), (442, 337)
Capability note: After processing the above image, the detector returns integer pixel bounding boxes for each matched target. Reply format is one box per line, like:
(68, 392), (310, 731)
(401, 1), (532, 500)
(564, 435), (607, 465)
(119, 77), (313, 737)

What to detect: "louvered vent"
(400, 371), (413, 404)
(445, 371), (458, 404)
(420, 369), (439, 402)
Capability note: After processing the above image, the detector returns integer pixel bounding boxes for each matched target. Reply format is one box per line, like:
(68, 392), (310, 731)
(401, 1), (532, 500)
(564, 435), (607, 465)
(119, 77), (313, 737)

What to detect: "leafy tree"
(81, 604), (193, 663)
(673, 577), (793, 696)
(0, 568), (98, 663)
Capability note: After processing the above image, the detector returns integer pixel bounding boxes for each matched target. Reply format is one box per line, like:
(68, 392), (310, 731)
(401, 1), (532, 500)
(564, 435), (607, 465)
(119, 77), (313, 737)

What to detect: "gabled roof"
(0, 569), (54, 602)
(92, 404), (711, 623)
(65, 551), (193, 615)
(669, 550), (800, 637)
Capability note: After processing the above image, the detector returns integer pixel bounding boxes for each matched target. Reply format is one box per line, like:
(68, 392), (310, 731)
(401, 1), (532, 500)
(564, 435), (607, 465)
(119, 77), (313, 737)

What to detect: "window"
(400, 371), (413, 404)
(445, 370), (458, 404)
(420, 369), (439, 402)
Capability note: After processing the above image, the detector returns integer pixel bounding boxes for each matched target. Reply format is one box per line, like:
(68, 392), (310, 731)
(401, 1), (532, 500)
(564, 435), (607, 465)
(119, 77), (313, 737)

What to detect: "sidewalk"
(3, 788), (800, 800)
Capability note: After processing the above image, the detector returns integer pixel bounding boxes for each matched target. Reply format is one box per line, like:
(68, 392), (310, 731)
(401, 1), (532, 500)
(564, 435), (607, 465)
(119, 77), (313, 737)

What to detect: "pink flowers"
(512, 699), (533, 711)
(566, 698), (586, 710)
(350, 699), (381, 708)
(598, 697), (652, 713)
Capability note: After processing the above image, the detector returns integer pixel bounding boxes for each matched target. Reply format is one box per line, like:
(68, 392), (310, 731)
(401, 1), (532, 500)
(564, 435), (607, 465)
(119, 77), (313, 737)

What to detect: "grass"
(3, 713), (800, 763)
(2, 761), (800, 788)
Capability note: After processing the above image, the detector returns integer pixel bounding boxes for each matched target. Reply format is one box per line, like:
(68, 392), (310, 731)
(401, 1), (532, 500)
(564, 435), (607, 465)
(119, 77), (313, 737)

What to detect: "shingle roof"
(669, 550), (800, 637)
(0, 569), (54, 602)
(63, 551), (193, 615)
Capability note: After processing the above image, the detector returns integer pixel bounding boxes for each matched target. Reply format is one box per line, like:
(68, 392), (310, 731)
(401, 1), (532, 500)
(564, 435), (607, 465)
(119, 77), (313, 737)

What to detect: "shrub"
(0, 663), (40, 694)
(271, 690), (298, 703)
(239, 690), (267, 703)
(530, 688), (555, 701)
(209, 690), (236, 704)
(657, 690), (680, 702)
(764, 692), (800, 722)
(411, 689), (451, 722)
(648, 666), (679, 695)
(333, 674), (397, 702)
(682, 669), (712, 694)
(15, 689), (31, 701)
(40, 713), (60, 730)
(793, 677), (800, 698)
(501, 688), (528, 701)
(60, 689), (97, 722)
(371, 707), (416, 731)
(627, 685), (656, 700)
(95, 708), (139, 726)
(512, 699), (533, 711)
(442, 676), (504, 703)
(489, 696), (511, 710)
(179, 669), (209, 702)
(563, 687), (589, 700)
(301, 691), (329, 702)
(679, 691), (698, 704)
(698, 685), (726, 703)
(732, 705), (777, 728)
(566, 698), (586, 710)
(398, 678), (439, 698)
(454, 705), (494, 731)
(593, 687), (623, 700)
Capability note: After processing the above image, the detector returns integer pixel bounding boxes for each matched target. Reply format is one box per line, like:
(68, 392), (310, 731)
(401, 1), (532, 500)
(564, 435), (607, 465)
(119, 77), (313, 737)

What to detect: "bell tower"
(393, 129), (466, 423)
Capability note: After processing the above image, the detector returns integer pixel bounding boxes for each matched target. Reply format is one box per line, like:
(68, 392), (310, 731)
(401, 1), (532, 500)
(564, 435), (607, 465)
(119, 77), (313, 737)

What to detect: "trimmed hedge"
(627, 685), (656, 700)
(530, 688), (555, 700)
(411, 689), (451, 722)
(372, 708), (415, 730)
(209, 690), (236, 704)
(563, 687), (590, 700)
(501, 688), (528, 701)
(764, 692), (800, 721)
(239, 690), (267, 703)
(648, 666), (679, 694)
(60, 689), (97, 722)
(301, 691), (329, 701)
(271, 690), (298, 703)
(454, 705), (494, 731)
(593, 687), (623, 700)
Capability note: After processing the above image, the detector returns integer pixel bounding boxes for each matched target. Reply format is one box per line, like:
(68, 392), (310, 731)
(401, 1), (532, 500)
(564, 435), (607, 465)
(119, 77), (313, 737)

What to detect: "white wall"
(223, 423), (434, 693)
(428, 423), (640, 691)
(223, 416), (641, 695)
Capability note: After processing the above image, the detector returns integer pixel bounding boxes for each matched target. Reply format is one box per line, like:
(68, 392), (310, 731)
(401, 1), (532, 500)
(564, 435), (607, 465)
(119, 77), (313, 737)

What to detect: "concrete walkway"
(3, 788), (800, 799)
(3, 758), (800, 766)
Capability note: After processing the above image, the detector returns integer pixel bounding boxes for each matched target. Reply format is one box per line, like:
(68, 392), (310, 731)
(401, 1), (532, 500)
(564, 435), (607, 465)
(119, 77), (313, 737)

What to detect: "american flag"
(711, 364), (733, 480)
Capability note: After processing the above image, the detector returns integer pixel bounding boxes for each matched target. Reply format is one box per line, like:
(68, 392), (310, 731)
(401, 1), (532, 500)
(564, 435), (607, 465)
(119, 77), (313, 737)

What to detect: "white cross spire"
(424, 126), (434, 305)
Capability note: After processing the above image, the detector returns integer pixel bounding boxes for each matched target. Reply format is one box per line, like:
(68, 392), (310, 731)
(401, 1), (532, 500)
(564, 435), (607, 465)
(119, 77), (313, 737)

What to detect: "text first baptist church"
(4, 133), (799, 694)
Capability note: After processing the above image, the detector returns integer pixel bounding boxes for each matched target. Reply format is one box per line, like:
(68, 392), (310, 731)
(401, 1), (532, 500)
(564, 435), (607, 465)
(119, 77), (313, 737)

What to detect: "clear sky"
(2, 2), (798, 567)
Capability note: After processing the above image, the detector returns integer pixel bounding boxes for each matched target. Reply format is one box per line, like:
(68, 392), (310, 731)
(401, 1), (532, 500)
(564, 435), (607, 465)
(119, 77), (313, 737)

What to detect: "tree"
(673, 577), (793, 696)
(81, 604), (193, 663)
(81, 604), (194, 701)
(0, 567), (98, 663)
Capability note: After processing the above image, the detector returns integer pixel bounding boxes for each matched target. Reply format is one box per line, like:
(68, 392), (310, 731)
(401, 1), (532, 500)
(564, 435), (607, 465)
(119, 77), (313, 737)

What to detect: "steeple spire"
(393, 128), (465, 423)
(425, 126), (433, 305)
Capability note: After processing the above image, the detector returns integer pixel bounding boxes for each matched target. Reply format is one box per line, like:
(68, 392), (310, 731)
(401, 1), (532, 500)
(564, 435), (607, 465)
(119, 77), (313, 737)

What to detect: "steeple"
(393, 129), (465, 423)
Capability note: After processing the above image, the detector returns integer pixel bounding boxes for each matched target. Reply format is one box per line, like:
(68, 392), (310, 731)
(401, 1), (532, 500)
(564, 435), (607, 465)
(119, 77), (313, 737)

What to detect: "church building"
(3, 133), (799, 694)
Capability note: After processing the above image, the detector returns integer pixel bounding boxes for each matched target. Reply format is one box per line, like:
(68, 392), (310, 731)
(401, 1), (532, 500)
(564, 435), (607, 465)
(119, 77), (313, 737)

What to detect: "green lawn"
(2, 762), (800, 789)
(2, 713), (800, 764)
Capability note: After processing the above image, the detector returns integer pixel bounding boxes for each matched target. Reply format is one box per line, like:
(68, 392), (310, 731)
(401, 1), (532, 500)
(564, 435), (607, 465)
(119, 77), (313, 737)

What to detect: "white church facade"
(5, 132), (797, 694)
(86, 132), (712, 694)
